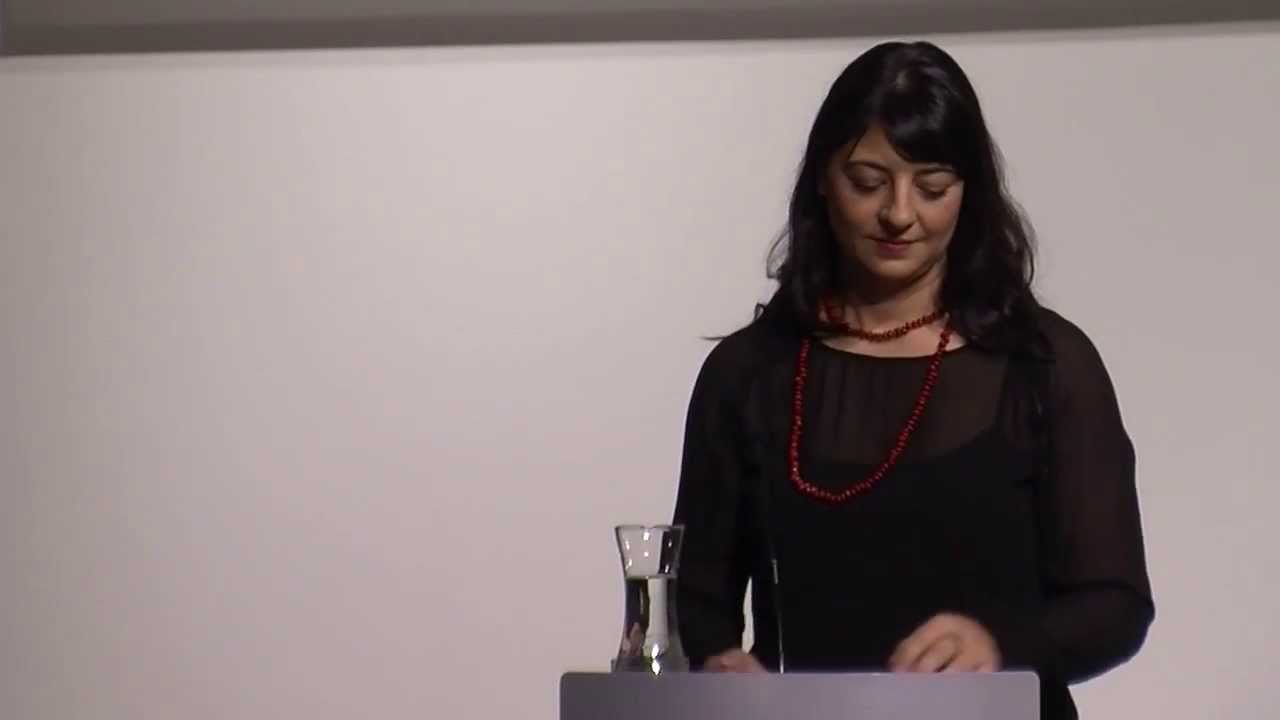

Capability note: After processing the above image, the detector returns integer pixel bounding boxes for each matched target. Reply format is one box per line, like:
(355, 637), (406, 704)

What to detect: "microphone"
(768, 552), (786, 673)
(761, 475), (787, 674)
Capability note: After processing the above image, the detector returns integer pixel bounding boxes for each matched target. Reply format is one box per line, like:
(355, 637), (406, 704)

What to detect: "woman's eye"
(918, 185), (949, 200)
(851, 179), (884, 193)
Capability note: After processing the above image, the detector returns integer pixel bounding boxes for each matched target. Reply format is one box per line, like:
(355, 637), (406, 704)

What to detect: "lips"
(871, 237), (917, 257)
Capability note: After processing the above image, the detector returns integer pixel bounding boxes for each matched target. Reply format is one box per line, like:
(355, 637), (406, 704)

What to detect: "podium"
(561, 671), (1039, 719)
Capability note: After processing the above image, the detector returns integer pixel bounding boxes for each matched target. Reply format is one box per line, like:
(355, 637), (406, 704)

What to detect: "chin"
(847, 240), (943, 281)
(856, 256), (932, 283)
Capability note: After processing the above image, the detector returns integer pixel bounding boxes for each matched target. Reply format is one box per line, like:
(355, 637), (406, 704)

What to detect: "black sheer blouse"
(672, 307), (1153, 720)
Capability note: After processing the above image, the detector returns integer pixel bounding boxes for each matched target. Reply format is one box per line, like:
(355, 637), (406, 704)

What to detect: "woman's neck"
(839, 263), (945, 332)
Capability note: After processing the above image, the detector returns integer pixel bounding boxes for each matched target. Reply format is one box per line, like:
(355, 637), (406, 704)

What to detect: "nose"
(879, 182), (917, 234)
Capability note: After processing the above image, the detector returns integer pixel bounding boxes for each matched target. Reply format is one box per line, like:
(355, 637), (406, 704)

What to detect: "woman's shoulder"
(1033, 305), (1108, 363)
(1031, 304), (1122, 395)
(695, 313), (797, 390)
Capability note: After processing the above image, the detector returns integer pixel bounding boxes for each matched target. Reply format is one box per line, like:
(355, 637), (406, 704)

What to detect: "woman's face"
(821, 124), (965, 295)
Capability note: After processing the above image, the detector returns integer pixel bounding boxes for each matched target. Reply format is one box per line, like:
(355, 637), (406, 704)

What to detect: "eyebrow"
(847, 160), (956, 175)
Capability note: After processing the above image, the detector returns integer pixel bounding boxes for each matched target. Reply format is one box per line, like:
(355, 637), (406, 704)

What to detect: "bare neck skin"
(825, 260), (961, 358)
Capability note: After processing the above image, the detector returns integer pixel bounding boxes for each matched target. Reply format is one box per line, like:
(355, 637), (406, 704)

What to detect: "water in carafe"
(613, 525), (688, 673)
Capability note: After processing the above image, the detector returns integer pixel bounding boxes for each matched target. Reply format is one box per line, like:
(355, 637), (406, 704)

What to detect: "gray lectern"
(561, 671), (1039, 720)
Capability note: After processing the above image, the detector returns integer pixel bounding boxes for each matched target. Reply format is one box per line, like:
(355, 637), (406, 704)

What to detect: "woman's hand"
(889, 613), (1001, 673)
(702, 649), (768, 673)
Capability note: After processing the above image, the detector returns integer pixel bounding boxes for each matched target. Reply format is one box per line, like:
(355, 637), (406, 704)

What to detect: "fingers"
(890, 613), (1001, 673)
(703, 654), (729, 672)
(941, 649), (990, 673)
(891, 631), (959, 672)
(720, 651), (765, 672)
(734, 653), (767, 673)
(889, 615), (950, 671)
(912, 635), (960, 673)
(703, 649), (767, 673)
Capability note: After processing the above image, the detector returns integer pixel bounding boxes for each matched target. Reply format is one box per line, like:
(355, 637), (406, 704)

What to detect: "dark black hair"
(763, 41), (1044, 355)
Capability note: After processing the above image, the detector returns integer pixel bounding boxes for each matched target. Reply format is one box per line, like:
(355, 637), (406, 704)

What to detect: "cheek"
(919, 198), (963, 240)
(827, 193), (882, 235)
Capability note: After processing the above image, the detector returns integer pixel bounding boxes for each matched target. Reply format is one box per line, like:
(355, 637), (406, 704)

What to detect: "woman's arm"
(984, 312), (1155, 683)
(672, 339), (756, 669)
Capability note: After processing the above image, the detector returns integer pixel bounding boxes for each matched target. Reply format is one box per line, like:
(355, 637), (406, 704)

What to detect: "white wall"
(2, 23), (1278, 720)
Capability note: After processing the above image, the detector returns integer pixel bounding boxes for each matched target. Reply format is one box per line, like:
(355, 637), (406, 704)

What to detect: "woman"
(671, 41), (1153, 720)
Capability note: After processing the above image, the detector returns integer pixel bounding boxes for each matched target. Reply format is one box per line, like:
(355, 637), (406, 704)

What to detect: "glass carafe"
(612, 524), (689, 673)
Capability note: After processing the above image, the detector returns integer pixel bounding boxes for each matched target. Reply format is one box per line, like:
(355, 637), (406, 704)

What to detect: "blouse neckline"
(813, 338), (978, 362)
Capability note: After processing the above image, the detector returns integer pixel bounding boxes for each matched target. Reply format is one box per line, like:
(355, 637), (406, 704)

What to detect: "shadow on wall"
(3, 0), (1280, 55)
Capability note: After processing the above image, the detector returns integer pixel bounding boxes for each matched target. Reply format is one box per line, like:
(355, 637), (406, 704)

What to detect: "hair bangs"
(873, 77), (976, 176)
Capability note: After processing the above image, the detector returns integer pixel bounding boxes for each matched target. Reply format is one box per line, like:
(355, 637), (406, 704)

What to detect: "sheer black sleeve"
(981, 310), (1155, 683)
(671, 334), (757, 668)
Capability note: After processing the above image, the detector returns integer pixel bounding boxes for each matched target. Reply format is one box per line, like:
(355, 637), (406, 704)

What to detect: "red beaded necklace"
(788, 301), (953, 504)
